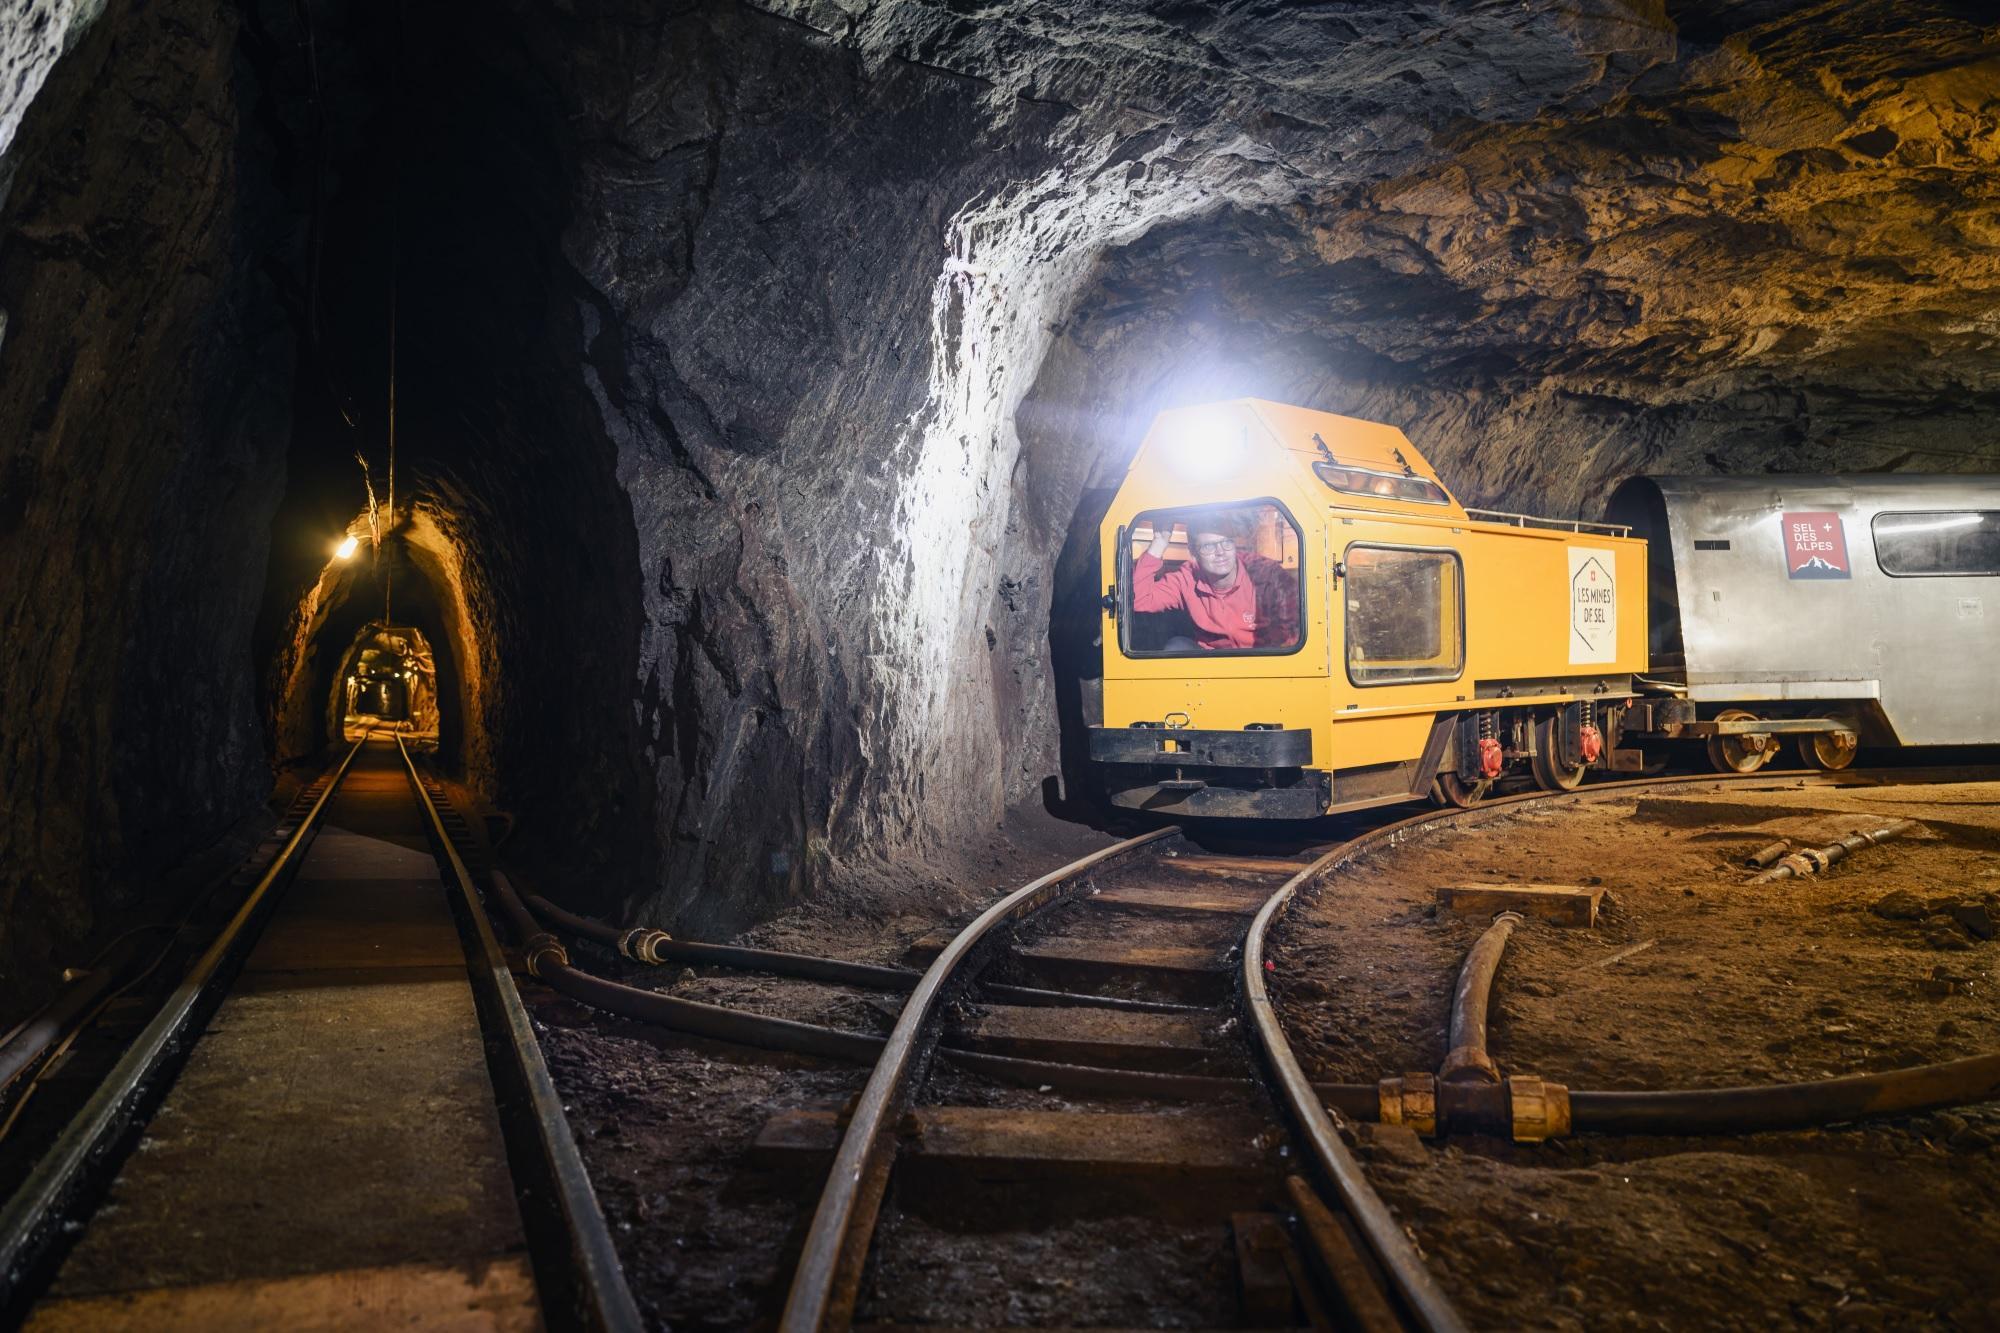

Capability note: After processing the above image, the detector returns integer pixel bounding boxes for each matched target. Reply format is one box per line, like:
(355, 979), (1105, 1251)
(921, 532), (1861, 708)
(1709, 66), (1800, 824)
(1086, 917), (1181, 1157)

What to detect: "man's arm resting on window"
(1129, 552), (1185, 612)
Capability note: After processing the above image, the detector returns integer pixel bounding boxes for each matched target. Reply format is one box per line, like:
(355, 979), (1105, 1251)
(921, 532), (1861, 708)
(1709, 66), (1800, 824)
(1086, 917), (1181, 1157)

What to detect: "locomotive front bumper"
(1088, 725), (1323, 819)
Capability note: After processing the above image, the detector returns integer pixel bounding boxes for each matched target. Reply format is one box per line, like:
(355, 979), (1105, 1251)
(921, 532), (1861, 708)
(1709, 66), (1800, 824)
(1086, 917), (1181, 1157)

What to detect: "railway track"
(7, 754), (1991, 1329)
(758, 763), (1998, 1331)
(0, 735), (639, 1330)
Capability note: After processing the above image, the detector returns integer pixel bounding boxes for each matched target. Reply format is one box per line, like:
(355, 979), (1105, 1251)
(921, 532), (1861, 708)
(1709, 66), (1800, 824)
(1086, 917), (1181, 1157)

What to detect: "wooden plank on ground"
(1438, 882), (1602, 927)
(1089, 881), (1274, 917)
(753, 1107), (1267, 1180)
(1157, 855), (1307, 878)
(946, 1004), (1222, 1072)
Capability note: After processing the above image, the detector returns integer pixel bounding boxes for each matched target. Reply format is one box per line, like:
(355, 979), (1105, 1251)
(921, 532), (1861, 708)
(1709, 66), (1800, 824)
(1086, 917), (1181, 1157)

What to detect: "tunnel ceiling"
(2, 0), (1998, 1010)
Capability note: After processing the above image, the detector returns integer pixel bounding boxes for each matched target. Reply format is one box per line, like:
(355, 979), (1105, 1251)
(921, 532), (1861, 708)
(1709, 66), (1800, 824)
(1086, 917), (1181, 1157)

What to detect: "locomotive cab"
(1090, 400), (1650, 819)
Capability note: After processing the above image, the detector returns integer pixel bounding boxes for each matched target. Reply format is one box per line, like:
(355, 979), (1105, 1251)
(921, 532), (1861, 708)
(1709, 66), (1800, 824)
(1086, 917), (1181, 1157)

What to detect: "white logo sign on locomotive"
(1568, 546), (1617, 665)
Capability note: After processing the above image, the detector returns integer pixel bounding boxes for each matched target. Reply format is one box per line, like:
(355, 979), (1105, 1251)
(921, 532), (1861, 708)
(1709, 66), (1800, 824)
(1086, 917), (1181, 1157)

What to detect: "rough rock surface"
(0, 0), (289, 1016)
(2, 0), (1999, 1014)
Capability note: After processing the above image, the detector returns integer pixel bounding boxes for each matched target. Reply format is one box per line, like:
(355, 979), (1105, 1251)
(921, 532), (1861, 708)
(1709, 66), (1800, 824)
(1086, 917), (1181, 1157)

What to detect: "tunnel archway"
(332, 622), (440, 744)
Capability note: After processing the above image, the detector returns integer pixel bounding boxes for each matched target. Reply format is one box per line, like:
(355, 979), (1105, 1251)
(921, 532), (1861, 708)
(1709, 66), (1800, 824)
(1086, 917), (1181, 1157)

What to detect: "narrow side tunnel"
(246, 0), (653, 918)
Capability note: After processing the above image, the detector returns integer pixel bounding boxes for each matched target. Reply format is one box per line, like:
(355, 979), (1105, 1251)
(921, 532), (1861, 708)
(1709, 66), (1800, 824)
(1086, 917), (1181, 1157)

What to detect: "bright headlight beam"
(335, 534), (360, 560)
(1158, 413), (1248, 483)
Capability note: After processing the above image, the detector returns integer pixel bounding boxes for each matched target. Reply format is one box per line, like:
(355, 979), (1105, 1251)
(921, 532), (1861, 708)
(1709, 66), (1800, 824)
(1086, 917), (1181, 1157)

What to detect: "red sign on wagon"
(1782, 511), (1850, 579)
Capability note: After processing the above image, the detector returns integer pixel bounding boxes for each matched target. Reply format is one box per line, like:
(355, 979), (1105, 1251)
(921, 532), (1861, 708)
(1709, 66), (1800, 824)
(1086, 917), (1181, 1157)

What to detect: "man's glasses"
(1193, 538), (1236, 556)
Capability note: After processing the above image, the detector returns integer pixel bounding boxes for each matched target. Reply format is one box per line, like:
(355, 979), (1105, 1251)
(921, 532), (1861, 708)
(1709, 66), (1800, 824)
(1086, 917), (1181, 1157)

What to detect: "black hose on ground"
(1440, 911), (1522, 1085)
(1748, 818), (1918, 884)
(491, 872), (884, 1063)
(522, 891), (1206, 1016)
(1567, 1052), (2000, 1135)
(0, 933), (157, 1096)
(524, 893), (917, 992)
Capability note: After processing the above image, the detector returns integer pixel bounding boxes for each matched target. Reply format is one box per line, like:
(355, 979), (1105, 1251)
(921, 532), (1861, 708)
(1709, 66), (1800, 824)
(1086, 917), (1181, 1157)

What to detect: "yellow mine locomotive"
(1089, 399), (1650, 817)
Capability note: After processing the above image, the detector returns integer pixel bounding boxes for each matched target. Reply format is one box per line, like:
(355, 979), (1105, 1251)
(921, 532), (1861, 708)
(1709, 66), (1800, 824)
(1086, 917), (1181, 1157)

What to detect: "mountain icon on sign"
(1791, 555), (1848, 579)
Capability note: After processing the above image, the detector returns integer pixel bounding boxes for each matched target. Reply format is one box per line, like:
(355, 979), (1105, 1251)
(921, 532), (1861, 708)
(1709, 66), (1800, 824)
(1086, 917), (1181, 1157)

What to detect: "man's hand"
(1146, 527), (1172, 558)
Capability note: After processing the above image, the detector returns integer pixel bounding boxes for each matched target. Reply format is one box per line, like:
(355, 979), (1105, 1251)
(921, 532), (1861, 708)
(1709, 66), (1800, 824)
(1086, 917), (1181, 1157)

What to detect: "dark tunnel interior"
(6, 1), (2000, 1324)
(4, 0), (2000, 1027)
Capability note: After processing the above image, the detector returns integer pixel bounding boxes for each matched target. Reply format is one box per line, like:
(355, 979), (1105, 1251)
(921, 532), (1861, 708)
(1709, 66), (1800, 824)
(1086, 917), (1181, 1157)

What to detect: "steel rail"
(778, 826), (1177, 1332)
(395, 739), (643, 1333)
(1236, 764), (1979, 1332)
(0, 737), (367, 1317)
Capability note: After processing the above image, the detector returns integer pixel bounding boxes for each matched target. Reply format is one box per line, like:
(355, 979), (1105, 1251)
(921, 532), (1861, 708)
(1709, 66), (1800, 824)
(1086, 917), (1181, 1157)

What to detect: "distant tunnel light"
(335, 534), (360, 560)
(1157, 410), (1249, 484)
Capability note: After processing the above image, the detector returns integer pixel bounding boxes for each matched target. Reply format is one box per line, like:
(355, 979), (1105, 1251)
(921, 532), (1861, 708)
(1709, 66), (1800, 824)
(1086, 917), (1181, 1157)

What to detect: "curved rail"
(1238, 765), (1961, 1332)
(395, 739), (643, 1333)
(0, 738), (368, 1316)
(778, 826), (1176, 1332)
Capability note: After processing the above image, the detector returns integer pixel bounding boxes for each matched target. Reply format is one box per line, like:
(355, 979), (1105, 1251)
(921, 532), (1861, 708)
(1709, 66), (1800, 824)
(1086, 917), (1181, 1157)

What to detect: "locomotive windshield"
(1122, 502), (1303, 655)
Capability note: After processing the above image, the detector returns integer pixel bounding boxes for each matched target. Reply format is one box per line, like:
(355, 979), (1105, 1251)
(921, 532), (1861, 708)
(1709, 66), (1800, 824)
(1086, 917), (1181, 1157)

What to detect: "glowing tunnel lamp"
(335, 534), (360, 560)
(1157, 410), (1249, 483)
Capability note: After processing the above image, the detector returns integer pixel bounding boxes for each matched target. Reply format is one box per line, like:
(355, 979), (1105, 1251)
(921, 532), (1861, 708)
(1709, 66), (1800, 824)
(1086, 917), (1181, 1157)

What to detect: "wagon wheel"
(1529, 714), (1586, 792)
(1794, 723), (1859, 771)
(1706, 708), (1774, 773)
(1433, 771), (1494, 808)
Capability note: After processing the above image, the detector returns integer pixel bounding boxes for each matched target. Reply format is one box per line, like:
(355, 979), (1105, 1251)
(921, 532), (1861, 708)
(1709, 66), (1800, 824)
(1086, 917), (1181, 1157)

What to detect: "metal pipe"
(1744, 840), (1789, 870)
(1748, 819), (1917, 883)
(1569, 1052), (2000, 1135)
(0, 933), (154, 1095)
(489, 873), (884, 1065)
(1440, 912), (1522, 1084)
(524, 894), (916, 992)
(522, 894), (1201, 1016)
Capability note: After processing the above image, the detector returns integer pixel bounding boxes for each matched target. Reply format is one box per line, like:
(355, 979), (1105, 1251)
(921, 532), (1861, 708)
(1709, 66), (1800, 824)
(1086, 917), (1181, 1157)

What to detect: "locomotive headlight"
(334, 534), (359, 560)
(1158, 411), (1249, 483)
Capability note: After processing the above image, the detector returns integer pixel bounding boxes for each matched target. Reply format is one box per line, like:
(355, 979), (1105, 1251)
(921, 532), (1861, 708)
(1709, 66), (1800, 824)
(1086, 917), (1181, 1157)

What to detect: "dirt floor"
(1268, 775), (2000, 1330)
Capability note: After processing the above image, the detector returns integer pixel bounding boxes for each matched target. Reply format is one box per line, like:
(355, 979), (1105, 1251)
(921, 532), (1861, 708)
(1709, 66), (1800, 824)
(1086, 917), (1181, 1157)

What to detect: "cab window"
(1122, 501), (1304, 656)
(1872, 511), (2000, 576)
(1345, 545), (1464, 685)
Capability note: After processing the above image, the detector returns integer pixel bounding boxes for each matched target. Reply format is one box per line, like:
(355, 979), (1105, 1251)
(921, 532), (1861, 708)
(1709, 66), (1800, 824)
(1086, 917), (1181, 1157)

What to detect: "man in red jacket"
(1132, 513), (1294, 650)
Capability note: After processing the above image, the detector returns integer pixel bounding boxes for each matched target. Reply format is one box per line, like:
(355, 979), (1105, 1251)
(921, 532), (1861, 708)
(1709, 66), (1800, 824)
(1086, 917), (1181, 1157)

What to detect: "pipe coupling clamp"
(1506, 1075), (1572, 1142)
(522, 933), (570, 979)
(618, 927), (674, 965)
(1377, 1073), (1438, 1137)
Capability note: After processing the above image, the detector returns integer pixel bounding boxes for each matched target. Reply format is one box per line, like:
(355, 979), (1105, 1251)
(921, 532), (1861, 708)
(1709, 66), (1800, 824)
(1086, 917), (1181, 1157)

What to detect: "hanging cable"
(381, 0), (403, 624)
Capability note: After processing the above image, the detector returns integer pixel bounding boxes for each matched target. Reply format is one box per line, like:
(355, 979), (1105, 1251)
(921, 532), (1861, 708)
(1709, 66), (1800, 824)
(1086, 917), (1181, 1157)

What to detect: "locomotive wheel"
(1794, 728), (1859, 771)
(1706, 709), (1774, 773)
(1434, 771), (1494, 808)
(1528, 715), (1586, 792)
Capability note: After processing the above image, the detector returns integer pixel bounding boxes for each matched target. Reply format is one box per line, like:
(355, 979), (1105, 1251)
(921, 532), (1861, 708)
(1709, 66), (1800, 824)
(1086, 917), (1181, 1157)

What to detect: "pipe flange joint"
(618, 927), (674, 965)
(522, 932), (570, 979)
(1378, 1073), (1438, 1137)
(1506, 1075), (1572, 1142)
(1439, 1045), (1503, 1085)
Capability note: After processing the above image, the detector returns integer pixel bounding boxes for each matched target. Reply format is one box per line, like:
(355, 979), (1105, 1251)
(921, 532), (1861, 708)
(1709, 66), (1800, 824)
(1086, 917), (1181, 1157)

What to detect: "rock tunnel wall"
(2, 0), (1998, 1014)
(0, 0), (290, 1018)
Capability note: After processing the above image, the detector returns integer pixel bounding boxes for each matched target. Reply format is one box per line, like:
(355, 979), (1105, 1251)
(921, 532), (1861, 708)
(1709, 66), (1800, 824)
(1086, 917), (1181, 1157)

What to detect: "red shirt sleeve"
(1130, 552), (1187, 613)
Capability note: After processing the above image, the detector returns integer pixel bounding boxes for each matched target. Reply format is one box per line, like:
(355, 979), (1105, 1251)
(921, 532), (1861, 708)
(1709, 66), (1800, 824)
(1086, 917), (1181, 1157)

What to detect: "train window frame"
(1341, 542), (1467, 687)
(1118, 496), (1309, 659)
(1871, 510), (2000, 578)
(1312, 461), (1451, 507)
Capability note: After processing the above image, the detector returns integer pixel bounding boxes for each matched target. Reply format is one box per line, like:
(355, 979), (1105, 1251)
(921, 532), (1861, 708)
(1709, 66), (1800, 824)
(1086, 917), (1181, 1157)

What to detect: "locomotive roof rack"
(1463, 507), (1631, 537)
